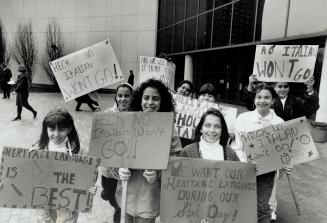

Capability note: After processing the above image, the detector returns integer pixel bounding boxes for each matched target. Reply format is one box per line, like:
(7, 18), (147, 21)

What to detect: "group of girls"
(1, 73), (318, 223)
(244, 73), (320, 221)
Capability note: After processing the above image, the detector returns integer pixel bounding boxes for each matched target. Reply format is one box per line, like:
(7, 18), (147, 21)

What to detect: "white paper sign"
(253, 45), (318, 82)
(139, 56), (176, 88)
(50, 39), (124, 102)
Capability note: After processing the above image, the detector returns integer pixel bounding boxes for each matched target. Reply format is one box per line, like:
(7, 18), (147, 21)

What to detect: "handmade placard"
(160, 157), (257, 223)
(0, 147), (100, 212)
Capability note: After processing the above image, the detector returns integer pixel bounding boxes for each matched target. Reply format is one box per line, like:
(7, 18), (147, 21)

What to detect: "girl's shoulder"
(225, 146), (239, 161)
(180, 143), (199, 158)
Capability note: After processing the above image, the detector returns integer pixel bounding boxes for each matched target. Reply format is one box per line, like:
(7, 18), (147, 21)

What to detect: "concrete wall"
(0, 0), (158, 86)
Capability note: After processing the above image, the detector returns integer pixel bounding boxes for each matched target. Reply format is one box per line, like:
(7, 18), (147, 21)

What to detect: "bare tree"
(0, 18), (9, 65)
(13, 20), (36, 84)
(42, 18), (64, 89)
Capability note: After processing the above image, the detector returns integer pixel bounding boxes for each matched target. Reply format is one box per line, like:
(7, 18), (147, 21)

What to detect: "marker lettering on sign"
(31, 187), (87, 209)
(53, 172), (76, 185)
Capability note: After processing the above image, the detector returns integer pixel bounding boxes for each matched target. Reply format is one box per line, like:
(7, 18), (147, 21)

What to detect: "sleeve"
(170, 127), (182, 156)
(302, 90), (320, 117)
(230, 115), (247, 162)
(179, 148), (188, 157)
(293, 91), (320, 118)
(15, 77), (23, 92)
(243, 87), (256, 111)
(226, 147), (240, 161)
(99, 167), (120, 179)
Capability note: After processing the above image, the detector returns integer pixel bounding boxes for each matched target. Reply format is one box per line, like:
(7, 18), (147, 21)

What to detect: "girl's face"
(274, 82), (289, 99)
(200, 114), (222, 143)
(254, 89), (274, 113)
(177, 83), (192, 96)
(116, 87), (132, 111)
(199, 93), (215, 103)
(47, 126), (71, 145)
(141, 87), (161, 112)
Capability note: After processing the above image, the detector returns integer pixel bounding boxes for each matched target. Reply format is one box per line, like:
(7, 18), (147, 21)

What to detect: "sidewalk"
(0, 92), (326, 222)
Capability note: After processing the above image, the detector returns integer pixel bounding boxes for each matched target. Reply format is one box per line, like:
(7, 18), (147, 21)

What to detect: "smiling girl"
(116, 79), (181, 223)
(102, 83), (134, 223)
(34, 108), (96, 223)
(233, 84), (292, 223)
(180, 108), (238, 161)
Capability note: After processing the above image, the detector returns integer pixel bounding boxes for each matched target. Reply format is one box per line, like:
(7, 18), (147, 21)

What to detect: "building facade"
(157, 0), (327, 122)
(0, 0), (158, 87)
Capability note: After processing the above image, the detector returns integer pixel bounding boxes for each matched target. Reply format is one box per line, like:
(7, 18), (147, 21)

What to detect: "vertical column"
(184, 54), (193, 82)
(316, 41), (327, 123)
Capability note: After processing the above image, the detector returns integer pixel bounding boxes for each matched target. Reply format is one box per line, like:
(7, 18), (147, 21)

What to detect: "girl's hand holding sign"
(119, 168), (131, 181)
(143, 170), (157, 184)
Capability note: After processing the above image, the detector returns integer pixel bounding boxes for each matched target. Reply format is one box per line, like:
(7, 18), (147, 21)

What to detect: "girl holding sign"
(180, 108), (239, 161)
(33, 108), (96, 223)
(101, 82), (134, 223)
(232, 84), (292, 223)
(246, 74), (319, 220)
(117, 79), (182, 223)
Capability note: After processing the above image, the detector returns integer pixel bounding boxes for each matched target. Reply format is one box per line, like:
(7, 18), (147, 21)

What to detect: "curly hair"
(129, 79), (175, 112)
(194, 108), (229, 147)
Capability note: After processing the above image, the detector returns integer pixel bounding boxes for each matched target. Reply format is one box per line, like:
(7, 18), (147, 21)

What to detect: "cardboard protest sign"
(173, 94), (237, 139)
(89, 112), (174, 169)
(50, 39), (124, 102)
(240, 117), (319, 175)
(160, 157), (257, 223)
(139, 56), (176, 88)
(0, 147), (100, 212)
(253, 45), (318, 82)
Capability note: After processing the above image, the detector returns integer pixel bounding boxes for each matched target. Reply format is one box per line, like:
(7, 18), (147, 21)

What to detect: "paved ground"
(0, 92), (326, 223)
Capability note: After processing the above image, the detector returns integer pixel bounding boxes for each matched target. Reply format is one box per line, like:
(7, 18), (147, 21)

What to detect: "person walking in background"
(75, 93), (100, 112)
(12, 65), (37, 121)
(127, 70), (134, 87)
(0, 62), (12, 99)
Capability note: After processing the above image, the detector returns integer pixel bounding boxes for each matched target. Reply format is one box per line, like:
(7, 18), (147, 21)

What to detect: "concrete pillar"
(316, 43), (327, 123)
(184, 54), (193, 82)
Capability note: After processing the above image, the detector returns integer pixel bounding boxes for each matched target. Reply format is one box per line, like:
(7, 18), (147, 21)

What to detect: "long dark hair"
(194, 108), (229, 147)
(38, 108), (80, 154)
(129, 78), (175, 112)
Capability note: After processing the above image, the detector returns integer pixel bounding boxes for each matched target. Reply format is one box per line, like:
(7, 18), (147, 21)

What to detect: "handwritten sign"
(50, 39), (124, 102)
(240, 117), (320, 175)
(139, 56), (176, 88)
(0, 147), (100, 212)
(89, 112), (174, 169)
(253, 45), (318, 82)
(174, 94), (237, 139)
(160, 157), (257, 223)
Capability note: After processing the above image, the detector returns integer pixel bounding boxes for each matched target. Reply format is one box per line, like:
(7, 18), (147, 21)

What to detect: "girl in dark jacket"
(12, 65), (37, 121)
